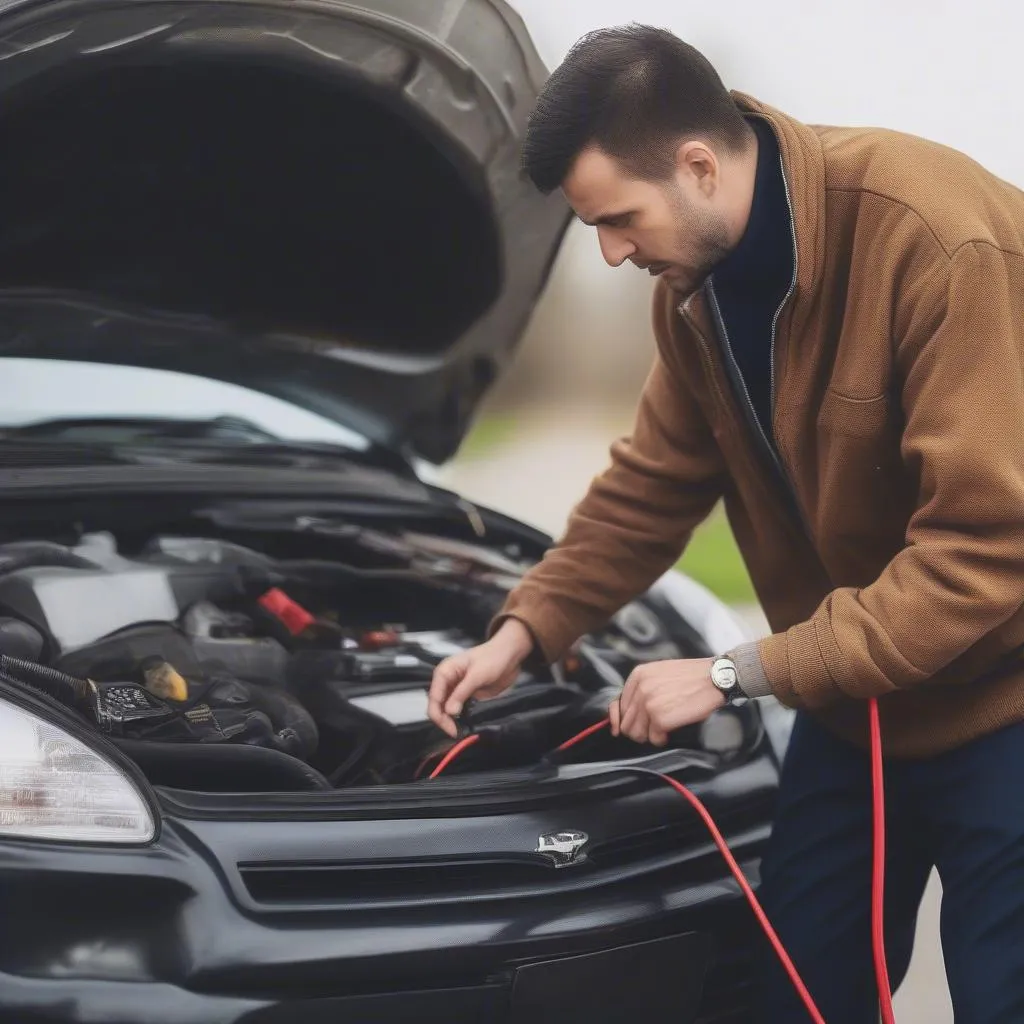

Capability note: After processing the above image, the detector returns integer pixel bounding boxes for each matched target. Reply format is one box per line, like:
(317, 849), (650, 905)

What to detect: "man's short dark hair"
(523, 24), (752, 194)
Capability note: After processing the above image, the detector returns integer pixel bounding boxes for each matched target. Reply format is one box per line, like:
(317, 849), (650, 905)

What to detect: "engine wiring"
(428, 698), (896, 1024)
(553, 716), (610, 751)
(0, 531), (896, 1020)
(427, 733), (481, 780)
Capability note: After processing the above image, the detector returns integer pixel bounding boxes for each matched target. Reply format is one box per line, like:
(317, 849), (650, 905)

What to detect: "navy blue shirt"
(708, 117), (794, 449)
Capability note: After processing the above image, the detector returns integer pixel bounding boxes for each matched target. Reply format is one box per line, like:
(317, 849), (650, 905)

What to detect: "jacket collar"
(678, 94), (827, 346)
(729, 92), (827, 309)
(710, 116), (790, 290)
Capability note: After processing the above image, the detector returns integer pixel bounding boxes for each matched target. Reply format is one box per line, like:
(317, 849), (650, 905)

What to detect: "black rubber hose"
(0, 618), (45, 661)
(0, 653), (89, 703)
(0, 541), (101, 575)
(276, 559), (446, 583)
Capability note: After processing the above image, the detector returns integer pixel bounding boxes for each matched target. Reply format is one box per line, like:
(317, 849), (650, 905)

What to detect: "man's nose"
(597, 227), (636, 268)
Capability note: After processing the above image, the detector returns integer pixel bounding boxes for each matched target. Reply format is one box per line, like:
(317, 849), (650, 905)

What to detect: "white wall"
(510, 0), (1022, 183)
(496, 0), (1023, 408)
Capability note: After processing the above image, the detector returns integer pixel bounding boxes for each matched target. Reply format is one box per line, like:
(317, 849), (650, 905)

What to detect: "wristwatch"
(709, 656), (744, 704)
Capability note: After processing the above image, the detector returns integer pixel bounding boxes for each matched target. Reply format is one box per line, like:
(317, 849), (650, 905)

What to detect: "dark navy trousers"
(755, 711), (1024, 1023)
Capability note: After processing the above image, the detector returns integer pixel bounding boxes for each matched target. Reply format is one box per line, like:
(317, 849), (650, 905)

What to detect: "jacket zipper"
(694, 148), (810, 538)
(769, 149), (801, 419)
(704, 280), (783, 480)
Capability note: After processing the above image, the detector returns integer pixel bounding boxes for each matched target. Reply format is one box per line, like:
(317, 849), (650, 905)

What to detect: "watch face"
(712, 660), (738, 689)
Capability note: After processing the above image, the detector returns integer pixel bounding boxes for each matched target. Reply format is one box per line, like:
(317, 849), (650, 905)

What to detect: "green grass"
(458, 414), (756, 605)
(458, 414), (521, 460)
(677, 504), (757, 605)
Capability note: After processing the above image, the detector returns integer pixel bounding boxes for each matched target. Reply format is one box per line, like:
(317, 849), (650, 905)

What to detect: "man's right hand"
(427, 619), (536, 738)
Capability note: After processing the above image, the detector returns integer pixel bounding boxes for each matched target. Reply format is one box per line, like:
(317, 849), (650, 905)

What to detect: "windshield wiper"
(6, 414), (283, 445)
(1, 416), (415, 476)
(0, 437), (136, 468)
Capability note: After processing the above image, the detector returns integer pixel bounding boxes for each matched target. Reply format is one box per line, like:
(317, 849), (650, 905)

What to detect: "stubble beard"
(665, 185), (733, 296)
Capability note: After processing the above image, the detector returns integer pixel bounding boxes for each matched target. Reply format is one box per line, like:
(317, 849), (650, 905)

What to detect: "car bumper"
(0, 756), (776, 1023)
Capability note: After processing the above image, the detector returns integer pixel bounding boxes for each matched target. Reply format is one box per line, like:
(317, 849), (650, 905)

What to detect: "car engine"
(0, 522), (732, 794)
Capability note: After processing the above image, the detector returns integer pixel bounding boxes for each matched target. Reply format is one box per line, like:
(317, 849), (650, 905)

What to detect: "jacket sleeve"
(490, 288), (728, 665)
(745, 241), (1024, 708)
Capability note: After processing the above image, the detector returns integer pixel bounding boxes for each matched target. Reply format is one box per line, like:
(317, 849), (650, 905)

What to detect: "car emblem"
(535, 830), (589, 868)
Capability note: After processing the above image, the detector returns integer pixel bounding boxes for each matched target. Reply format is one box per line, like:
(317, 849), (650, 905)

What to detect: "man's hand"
(610, 657), (724, 746)
(427, 619), (535, 738)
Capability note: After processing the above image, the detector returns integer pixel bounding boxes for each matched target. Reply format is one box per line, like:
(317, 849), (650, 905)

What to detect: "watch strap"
(726, 642), (773, 699)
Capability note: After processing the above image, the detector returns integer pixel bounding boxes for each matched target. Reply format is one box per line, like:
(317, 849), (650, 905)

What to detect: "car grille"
(235, 856), (565, 905)
(237, 820), (770, 911)
(587, 819), (714, 869)
(239, 855), (561, 905)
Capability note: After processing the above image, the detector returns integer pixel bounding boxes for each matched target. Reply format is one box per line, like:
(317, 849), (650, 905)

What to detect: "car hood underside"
(0, 0), (570, 462)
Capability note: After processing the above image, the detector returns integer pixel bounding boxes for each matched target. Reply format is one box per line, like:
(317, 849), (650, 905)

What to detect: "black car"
(0, 1), (793, 1020)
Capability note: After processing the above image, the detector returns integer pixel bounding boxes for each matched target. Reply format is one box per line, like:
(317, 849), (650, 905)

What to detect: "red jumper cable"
(430, 697), (895, 1024)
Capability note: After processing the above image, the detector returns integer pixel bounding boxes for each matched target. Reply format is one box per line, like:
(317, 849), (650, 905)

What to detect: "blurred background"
(433, 4), (1023, 1021)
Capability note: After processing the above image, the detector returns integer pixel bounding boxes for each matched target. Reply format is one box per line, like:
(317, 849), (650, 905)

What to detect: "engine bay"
(0, 507), (750, 794)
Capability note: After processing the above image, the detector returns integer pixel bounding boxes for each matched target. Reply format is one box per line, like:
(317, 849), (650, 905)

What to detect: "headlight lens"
(0, 698), (155, 843)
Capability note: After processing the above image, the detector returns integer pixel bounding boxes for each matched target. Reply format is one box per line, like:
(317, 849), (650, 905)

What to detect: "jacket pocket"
(814, 389), (912, 577)
(816, 388), (892, 438)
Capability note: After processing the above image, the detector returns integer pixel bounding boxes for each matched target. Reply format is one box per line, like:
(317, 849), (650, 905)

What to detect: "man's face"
(563, 142), (735, 296)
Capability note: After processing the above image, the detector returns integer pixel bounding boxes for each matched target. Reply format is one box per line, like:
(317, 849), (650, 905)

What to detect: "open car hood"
(0, 0), (571, 463)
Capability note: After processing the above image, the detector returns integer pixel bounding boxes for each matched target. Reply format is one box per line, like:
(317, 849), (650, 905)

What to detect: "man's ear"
(674, 139), (719, 197)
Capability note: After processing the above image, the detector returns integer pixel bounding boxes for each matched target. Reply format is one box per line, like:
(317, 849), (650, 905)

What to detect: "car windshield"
(0, 357), (371, 450)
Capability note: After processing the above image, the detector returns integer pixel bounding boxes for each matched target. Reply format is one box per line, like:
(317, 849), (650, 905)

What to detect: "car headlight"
(0, 697), (156, 844)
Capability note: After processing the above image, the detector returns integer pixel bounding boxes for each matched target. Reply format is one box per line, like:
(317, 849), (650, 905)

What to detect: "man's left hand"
(610, 657), (724, 746)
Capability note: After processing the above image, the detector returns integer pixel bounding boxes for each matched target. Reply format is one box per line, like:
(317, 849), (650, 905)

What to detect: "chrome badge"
(535, 830), (589, 868)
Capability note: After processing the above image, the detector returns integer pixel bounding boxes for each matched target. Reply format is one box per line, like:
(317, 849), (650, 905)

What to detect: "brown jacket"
(495, 93), (1024, 758)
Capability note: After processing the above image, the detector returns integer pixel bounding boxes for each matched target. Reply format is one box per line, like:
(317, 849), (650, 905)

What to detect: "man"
(427, 23), (1024, 1023)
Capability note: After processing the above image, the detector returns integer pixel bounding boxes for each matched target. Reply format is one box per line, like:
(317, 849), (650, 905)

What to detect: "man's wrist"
(494, 617), (537, 662)
(724, 641), (773, 699)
